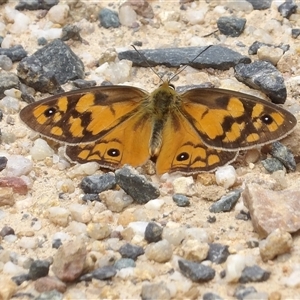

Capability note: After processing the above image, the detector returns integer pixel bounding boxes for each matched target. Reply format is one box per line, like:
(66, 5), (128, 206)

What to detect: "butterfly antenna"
(131, 45), (164, 83)
(168, 45), (213, 82)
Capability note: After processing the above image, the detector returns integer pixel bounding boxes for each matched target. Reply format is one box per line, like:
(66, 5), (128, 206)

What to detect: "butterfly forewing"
(20, 86), (149, 144)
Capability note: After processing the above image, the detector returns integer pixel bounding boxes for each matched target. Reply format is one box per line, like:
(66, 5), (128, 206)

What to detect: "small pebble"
(115, 166), (160, 204)
(141, 282), (171, 300)
(0, 225), (14, 237)
(278, 0), (297, 18)
(234, 285), (257, 300)
(181, 239), (209, 262)
(52, 239), (87, 282)
(47, 207), (70, 227)
(98, 8), (120, 28)
(209, 190), (241, 213)
(86, 223), (111, 240)
(261, 158), (284, 173)
(215, 165), (237, 189)
(114, 258), (136, 270)
(6, 155), (33, 177)
(162, 227), (186, 246)
(203, 292), (224, 300)
(80, 173), (116, 194)
(271, 141), (296, 172)
(119, 4), (137, 27)
(81, 266), (117, 281)
(37, 37), (47, 46)
(69, 203), (92, 224)
(144, 222), (163, 243)
(239, 265), (271, 283)
(172, 193), (190, 207)
(217, 16), (246, 37)
(145, 239), (173, 263)
(47, 4), (69, 25)
(178, 259), (215, 282)
(118, 243), (144, 260)
(11, 273), (30, 286)
(34, 276), (67, 293)
(144, 199), (164, 210)
(28, 259), (50, 280)
(19, 236), (38, 249)
(173, 176), (195, 196)
(30, 138), (54, 161)
(259, 228), (293, 261)
(207, 243), (230, 264)
(0, 55), (13, 71)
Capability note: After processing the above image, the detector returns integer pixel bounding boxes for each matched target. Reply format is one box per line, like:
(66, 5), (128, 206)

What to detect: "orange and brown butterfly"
(19, 72), (296, 174)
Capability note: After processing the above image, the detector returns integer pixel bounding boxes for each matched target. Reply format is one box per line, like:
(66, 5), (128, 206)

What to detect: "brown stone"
(242, 184), (300, 238)
(52, 239), (87, 282)
(0, 187), (14, 206)
(34, 276), (67, 293)
(0, 177), (28, 195)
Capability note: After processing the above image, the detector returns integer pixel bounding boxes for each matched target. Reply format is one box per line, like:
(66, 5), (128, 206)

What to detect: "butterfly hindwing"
(65, 110), (153, 170)
(156, 111), (238, 174)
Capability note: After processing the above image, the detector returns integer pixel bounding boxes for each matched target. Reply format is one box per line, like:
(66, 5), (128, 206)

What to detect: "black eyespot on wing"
(44, 107), (57, 117)
(107, 149), (120, 157)
(176, 152), (189, 161)
(260, 114), (273, 125)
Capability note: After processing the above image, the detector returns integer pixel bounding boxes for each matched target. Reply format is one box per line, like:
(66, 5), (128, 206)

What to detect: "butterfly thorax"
(147, 81), (181, 156)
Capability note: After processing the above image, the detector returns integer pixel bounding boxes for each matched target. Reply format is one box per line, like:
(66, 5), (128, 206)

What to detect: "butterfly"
(19, 80), (297, 174)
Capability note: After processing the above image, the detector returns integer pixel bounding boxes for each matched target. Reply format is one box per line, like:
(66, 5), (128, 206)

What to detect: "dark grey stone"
(245, 0), (272, 10)
(82, 193), (101, 202)
(172, 193), (190, 207)
(234, 60), (287, 104)
(37, 37), (47, 46)
(261, 157), (284, 173)
(234, 285), (257, 300)
(217, 16), (246, 37)
(239, 265), (271, 283)
(145, 222), (163, 243)
(79, 266), (117, 281)
(17, 39), (84, 93)
(61, 24), (84, 42)
(209, 190), (241, 213)
(0, 71), (20, 98)
(292, 28), (300, 38)
(0, 156), (7, 171)
(114, 258), (136, 270)
(80, 173), (116, 194)
(0, 225), (14, 237)
(92, 266), (117, 280)
(248, 41), (290, 55)
(28, 259), (51, 280)
(15, 0), (58, 10)
(52, 238), (62, 249)
(178, 259), (215, 282)
(119, 243), (144, 260)
(73, 79), (97, 89)
(115, 166), (160, 204)
(203, 292), (224, 300)
(235, 210), (251, 221)
(0, 45), (27, 62)
(99, 8), (120, 29)
(118, 45), (251, 70)
(271, 141), (296, 171)
(278, 0), (297, 18)
(11, 273), (30, 285)
(207, 243), (230, 264)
